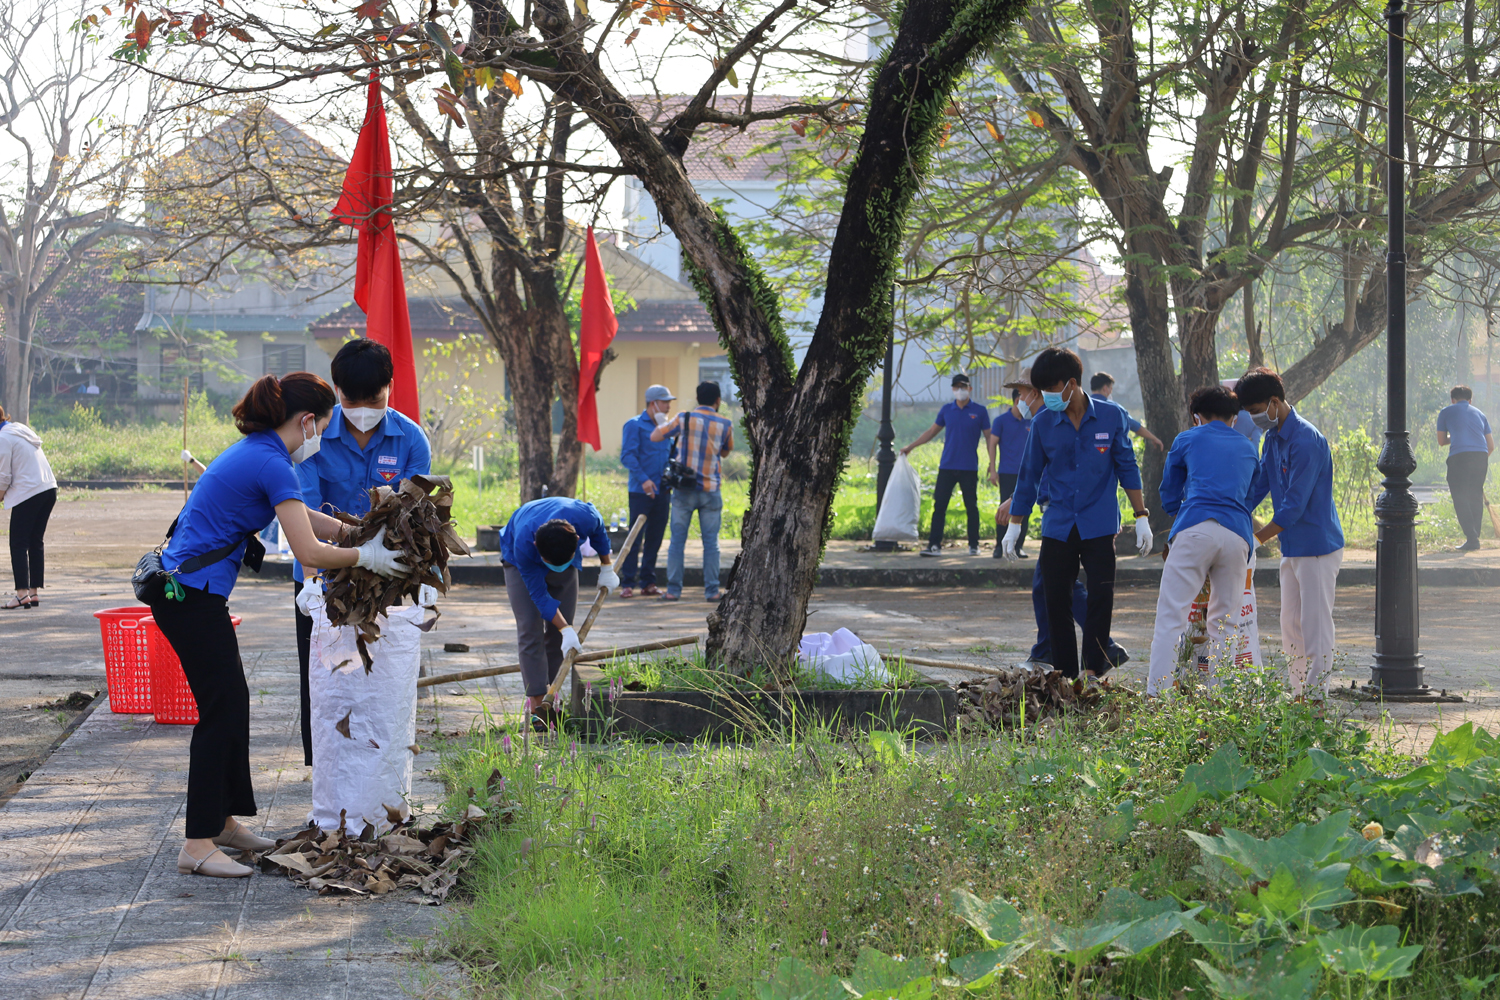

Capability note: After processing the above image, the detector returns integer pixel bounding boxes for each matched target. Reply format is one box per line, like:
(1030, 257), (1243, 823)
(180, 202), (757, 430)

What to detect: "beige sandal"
(177, 845), (252, 878)
(213, 819), (276, 852)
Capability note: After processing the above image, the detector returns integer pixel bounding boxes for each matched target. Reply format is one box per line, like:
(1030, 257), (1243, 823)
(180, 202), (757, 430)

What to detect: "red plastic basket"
(93, 606), (154, 713)
(142, 614), (243, 726)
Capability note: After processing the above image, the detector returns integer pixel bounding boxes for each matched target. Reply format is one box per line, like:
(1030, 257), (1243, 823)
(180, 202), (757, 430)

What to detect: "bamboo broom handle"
(898, 654), (1009, 676)
(417, 634), (701, 689)
(542, 514), (648, 702)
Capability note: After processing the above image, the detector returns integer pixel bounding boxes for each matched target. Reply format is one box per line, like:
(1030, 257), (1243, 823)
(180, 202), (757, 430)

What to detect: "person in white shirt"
(0, 404), (59, 609)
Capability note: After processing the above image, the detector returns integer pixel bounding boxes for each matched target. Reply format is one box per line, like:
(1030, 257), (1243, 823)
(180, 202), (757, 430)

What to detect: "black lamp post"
(874, 284), (898, 551)
(1368, 0), (1441, 698)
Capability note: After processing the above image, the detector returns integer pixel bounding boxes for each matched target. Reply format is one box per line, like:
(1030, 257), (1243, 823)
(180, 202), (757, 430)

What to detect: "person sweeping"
(501, 496), (617, 726)
(147, 373), (411, 878)
(1144, 385), (1261, 696)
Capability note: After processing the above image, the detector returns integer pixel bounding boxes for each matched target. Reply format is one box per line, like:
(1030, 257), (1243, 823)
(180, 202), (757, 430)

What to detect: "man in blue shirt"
(988, 383), (1036, 559)
(1002, 348), (1150, 679)
(291, 339), (431, 765)
(618, 384), (679, 597)
(1145, 386), (1261, 695)
(500, 496), (616, 721)
(902, 373), (994, 556)
(1436, 385), (1495, 552)
(1237, 367), (1345, 699)
(1089, 372), (1164, 452)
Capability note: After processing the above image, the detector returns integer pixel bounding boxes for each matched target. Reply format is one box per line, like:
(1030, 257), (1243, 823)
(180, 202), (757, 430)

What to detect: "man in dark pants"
(1002, 347), (1151, 679)
(1437, 385), (1495, 552)
(989, 378), (1041, 559)
(617, 384), (678, 597)
(902, 373), (994, 556)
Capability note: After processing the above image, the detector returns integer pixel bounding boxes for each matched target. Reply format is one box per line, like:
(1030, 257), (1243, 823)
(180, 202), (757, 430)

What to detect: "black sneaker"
(1458, 539), (1481, 553)
(1108, 646), (1131, 668)
(919, 545), (943, 557)
(991, 545), (1004, 559)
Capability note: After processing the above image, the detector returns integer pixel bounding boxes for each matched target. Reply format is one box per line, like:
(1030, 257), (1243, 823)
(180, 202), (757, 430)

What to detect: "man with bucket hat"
(617, 383), (679, 598)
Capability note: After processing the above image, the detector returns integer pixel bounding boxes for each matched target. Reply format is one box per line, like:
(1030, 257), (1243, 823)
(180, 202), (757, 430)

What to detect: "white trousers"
(1146, 521), (1251, 695)
(1280, 549), (1344, 697)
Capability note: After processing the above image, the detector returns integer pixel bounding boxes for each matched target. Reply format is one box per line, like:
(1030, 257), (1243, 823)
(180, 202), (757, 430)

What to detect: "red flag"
(331, 71), (421, 422)
(576, 226), (618, 451)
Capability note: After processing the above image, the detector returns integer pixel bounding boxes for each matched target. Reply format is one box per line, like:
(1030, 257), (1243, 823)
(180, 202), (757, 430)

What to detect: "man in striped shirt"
(651, 381), (735, 601)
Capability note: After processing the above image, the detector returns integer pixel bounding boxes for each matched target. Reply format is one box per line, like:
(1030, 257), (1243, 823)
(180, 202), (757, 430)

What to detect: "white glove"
(354, 526), (410, 578)
(1134, 516), (1154, 556)
(560, 625), (583, 658)
(295, 582), (315, 616)
(417, 584), (439, 607)
(1000, 522), (1022, 561)
(597, 565), (620, 594)
(181, 449), (193, 463)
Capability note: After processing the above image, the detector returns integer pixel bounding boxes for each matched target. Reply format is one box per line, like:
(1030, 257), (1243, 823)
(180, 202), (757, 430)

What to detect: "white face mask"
(954, 389), (971, 403)
(343, 406), (386, 432)
(1016, 398), (1033, 420)
(652, 410), (669, 427)
(291, 417), (322, 464)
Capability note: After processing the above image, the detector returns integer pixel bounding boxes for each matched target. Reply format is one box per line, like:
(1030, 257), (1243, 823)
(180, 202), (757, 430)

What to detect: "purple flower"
(501, 734), (513, 754)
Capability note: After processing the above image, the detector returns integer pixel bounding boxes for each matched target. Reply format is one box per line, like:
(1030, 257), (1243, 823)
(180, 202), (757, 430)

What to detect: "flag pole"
(580, 447), (588, 501)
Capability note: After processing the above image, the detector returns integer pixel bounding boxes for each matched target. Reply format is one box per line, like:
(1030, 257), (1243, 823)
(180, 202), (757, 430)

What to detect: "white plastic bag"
(798, 627), (890, 684)
(306, 592), (424, 835)
(871, 454), (921, 542)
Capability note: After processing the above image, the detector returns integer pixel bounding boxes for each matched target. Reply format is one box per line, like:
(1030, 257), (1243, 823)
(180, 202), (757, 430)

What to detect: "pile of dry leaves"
(255, 790), (514, 903)
(322, 474), (470, 669)
(956, 667), (1124, 731)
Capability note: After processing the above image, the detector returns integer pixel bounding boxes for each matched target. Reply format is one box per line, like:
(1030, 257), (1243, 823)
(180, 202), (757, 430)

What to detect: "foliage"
(35, 394), (242, 480)
(418, 334), (511, 465)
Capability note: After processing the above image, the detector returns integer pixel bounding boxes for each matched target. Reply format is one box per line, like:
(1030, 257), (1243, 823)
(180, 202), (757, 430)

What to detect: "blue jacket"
(1247, 407), (1344, 557)
(1160, 421), (1261, 553)
(500, 497), (611, 621)
(1012, 394), (1142, 541)
(294, 406), (432, 582)
(620, 410), (676, 493)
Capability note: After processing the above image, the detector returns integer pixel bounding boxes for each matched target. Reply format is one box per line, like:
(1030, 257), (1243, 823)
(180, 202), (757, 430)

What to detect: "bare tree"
(0, 1), (152, 421)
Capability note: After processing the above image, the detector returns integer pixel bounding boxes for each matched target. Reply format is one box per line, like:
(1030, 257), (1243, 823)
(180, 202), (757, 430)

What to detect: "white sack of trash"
(305, 590), (422, 835)
(797, 628), (891, 684)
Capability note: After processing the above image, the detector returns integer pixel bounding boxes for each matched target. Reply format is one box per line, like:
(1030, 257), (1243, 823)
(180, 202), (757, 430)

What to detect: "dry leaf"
(984, 120), (1003, 142)
(1026, 109), (1046, 128)
(501, 71), (522, 96)
(335, 710), (352, 739)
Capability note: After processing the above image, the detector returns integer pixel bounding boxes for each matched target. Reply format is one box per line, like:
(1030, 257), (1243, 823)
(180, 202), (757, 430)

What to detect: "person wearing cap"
(902, 373), (994, 556)
(1003, 347), (1150, 681)
(989, 377), (1041, 559)
(1089, 372), (1164, 451)
(618, 384), (680, 598)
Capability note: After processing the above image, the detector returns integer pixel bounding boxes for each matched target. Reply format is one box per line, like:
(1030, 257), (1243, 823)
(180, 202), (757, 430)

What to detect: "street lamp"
(1367, 0), (1451, 701)
(874, 284), (898, 551)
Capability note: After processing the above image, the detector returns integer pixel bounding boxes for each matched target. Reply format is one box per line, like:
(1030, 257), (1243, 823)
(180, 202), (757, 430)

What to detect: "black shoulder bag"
(133, 516), (266, 604)
(659, 412), (696, 491)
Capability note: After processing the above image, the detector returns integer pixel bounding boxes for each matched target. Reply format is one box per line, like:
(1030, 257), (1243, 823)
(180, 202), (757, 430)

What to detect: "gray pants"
(504, 564), (579, 697)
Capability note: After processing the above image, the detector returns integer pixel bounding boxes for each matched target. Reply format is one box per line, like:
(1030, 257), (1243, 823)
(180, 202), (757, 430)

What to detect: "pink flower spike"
(819, 929), (828, 947)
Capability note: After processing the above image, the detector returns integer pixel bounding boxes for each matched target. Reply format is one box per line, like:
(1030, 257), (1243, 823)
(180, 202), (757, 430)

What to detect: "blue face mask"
(1041, 386), (1071, 412)
(542, 557), (574, 573)
(1015, 398), (1033, 420)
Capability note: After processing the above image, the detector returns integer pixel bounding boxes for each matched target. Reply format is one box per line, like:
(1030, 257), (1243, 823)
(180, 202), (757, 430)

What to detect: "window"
(264, 343), (306, 377)
(637, 357), (674, 405)
(160, 343), (204, 392)
(697, 358), (737, 403)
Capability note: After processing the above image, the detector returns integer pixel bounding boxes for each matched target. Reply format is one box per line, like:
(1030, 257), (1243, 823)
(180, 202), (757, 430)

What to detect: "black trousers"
(930, 468), (980, 549)
(9, 487), (56, 590)
(995, 473), (1029, 550)
(1039, 527), (1117, 678)
(293, 581), (314, 766)
(1448, 452), (1489, 544)
(621, 488), (671, 588)
(148, 585), (256, 838)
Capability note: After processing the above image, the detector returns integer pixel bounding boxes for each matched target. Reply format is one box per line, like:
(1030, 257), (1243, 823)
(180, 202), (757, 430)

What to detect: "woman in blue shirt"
(1145, 386), (1261, 695)
(151, 373), (410, 878)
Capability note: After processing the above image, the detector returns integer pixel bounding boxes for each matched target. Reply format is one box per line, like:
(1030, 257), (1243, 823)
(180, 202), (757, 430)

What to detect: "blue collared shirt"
(163, 430), (304, 598)
(294, 406), (432, 582)
(1437, 401), (1492, 455)
(620, 410), (677, 493)
(1091, 393), (1143, 434)
(1160, 421), (1261, 553)
(934, 400), (991, 471)
(1246, 406), (1344, 557)
(1012, 394), (1142, 541)
(500, 497), (611, 621)
(990, 408), (1031, 475)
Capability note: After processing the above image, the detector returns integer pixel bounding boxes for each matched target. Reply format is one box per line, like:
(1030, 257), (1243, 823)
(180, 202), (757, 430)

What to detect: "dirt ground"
(1, 488), (1496, 792)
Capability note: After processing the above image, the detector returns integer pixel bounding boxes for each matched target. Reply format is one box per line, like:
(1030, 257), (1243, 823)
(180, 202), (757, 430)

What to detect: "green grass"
(433, 674), (1500, 998)
(591, 647), (926, 692)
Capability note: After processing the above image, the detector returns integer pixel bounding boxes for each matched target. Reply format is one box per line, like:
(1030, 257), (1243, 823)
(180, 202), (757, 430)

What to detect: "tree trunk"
(1281, 267), (1392, 404)
(1, 303), (33, 423)
(1124, 255), (1178, 539)
(1173, 279), (1222, 397)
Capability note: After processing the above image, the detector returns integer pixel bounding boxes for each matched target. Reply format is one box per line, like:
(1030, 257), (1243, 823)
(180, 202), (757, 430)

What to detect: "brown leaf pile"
(322, 474), (471, 670)
(956, 667), (1118, 730)
(254, 798), (514, 903)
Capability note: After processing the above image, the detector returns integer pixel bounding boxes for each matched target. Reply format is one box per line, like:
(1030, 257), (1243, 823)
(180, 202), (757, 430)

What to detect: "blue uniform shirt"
(990, 408), (1031, 475)
(1012, 394), (1142, 541)
(1437, 401), (1493, 455)
(1159, 421), (1261, 553)
(500, 497), (611, 621)
(1246, 406), (1344, 557)
(934, 400), (991, 471)
(1232, 409), (1264, 448)
(620, 410), (677, 493)
(1091, 393), (1143, 434)
(163, 430), (303, 598)
(294, 406), (432, 583)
